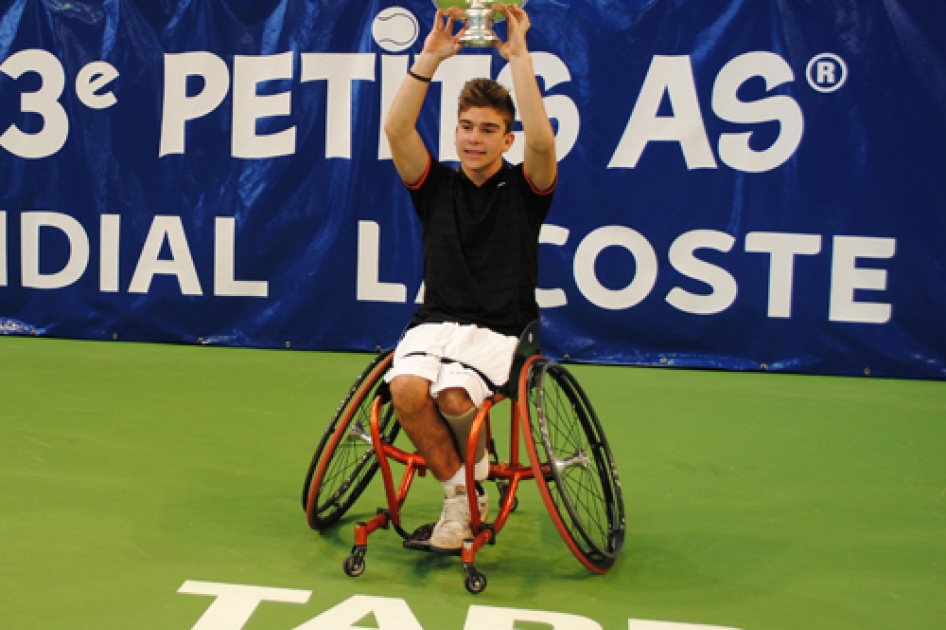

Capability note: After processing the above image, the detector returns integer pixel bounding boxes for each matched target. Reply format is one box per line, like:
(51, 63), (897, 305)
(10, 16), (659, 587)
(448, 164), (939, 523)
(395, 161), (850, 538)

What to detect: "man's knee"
(436, 387), (474, 418)
(389, 375), (432, 416)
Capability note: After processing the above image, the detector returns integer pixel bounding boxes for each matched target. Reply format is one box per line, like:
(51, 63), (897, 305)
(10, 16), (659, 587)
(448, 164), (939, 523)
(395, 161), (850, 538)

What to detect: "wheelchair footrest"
(402, 523), (462, 556)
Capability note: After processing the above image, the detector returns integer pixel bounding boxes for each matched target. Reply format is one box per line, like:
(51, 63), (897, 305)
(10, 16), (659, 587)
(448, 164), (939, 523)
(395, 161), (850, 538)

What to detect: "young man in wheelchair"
(383, 4), (557, 551)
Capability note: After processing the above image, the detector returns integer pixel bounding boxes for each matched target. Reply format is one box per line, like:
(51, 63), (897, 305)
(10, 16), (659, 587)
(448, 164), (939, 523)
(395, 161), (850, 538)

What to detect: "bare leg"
(389, 375), (463, 481)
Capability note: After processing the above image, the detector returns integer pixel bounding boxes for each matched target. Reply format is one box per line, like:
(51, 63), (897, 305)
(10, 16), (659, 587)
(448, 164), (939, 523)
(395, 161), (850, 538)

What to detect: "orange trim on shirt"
(404, 154), (433, 190)
(523, 164), (558, 196)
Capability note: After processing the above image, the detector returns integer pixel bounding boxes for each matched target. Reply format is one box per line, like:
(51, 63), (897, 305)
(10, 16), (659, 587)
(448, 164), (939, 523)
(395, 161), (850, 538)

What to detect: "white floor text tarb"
(178, 580), (742, 630)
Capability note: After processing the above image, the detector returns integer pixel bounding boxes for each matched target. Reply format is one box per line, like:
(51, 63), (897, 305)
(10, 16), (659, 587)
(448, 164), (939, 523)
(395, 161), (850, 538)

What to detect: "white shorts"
(385, 322), (519, 407)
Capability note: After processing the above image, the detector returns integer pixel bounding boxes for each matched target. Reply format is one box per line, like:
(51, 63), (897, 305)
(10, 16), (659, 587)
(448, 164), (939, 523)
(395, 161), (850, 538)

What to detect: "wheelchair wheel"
(303, 350), (398, 530)
(522, 358), (625, 572)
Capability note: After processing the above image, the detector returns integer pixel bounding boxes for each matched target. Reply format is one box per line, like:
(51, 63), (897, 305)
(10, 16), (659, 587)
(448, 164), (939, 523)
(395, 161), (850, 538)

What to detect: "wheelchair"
(301, 323), (625, 594)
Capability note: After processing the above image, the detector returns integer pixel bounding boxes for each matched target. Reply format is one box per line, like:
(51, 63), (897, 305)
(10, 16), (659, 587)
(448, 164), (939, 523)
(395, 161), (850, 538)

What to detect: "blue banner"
(1, 0), (945, 379)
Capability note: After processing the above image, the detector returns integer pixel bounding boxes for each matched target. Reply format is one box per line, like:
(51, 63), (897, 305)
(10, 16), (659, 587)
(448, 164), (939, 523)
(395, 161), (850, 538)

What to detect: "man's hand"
(422, 9), (467, 62)
(493, 4), (531, 60)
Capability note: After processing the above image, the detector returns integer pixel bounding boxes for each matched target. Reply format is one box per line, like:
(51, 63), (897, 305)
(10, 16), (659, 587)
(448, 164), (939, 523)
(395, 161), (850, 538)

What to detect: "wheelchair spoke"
(560, 465), (612, 545)
(320, 448), (373, 507)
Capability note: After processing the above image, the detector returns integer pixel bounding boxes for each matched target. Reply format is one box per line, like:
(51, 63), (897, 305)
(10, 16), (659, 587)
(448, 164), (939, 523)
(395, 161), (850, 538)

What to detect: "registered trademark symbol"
(806, 53), (847, 93)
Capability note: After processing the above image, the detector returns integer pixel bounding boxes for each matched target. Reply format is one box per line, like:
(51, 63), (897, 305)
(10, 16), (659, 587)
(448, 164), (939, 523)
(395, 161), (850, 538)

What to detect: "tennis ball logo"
(372, 7), (420, 52)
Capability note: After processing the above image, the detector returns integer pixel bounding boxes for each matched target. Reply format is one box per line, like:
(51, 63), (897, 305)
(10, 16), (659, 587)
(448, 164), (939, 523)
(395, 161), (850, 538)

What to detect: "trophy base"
(460, 32), (497, 47)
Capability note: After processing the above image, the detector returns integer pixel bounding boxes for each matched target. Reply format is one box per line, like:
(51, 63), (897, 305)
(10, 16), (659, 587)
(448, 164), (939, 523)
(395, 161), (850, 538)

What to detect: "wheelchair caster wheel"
(343, 552), (366, 577)
(463, 565), (487, 594)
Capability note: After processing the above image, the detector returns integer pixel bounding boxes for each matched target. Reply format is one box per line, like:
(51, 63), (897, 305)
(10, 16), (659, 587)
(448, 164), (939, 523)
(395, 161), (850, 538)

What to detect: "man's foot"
(429, 485), (489, 551)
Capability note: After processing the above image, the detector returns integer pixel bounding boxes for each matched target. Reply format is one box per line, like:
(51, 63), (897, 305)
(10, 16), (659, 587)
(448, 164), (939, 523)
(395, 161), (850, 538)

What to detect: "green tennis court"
(2, 337), (944, 629)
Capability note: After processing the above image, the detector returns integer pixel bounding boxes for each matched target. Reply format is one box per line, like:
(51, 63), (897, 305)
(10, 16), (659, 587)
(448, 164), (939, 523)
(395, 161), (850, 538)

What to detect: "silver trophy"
(433, 0), (528, 48)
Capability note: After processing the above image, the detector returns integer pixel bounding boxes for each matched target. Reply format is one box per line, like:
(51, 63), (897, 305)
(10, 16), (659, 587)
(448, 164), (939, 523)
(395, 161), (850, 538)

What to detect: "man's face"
(455, 106), (515, 175)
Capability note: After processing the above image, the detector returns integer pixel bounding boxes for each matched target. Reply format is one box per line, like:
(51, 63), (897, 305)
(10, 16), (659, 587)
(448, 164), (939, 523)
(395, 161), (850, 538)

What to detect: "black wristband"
(408, 70), (432, 83)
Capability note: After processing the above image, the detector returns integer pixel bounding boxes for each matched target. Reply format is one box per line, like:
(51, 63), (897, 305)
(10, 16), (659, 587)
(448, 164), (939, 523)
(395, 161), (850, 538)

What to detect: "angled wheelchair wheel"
(303, 350), (399, 530)
(522, 358), (625, 573)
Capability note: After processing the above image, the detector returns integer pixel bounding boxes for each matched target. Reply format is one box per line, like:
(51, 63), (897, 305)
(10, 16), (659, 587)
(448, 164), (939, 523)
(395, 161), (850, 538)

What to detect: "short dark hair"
(458, 78), (516, 134)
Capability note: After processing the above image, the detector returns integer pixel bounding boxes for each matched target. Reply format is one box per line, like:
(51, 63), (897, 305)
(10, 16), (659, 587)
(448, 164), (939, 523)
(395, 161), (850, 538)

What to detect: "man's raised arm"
(495, 5), (557, 192)
(384, 11), (464, 185)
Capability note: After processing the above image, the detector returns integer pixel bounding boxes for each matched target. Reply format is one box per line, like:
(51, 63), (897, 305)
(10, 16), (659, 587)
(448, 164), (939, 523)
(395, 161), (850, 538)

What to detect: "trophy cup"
(433, 0), (528, 48)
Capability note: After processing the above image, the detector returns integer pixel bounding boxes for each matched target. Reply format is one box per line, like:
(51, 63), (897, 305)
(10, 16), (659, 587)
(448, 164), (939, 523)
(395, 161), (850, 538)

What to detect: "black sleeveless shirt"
(406, 158), (555, 337)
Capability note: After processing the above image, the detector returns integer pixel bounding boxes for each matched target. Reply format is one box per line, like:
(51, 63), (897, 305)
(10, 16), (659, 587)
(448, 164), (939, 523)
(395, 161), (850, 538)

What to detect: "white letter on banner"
(128, 216), (202, 295)
(75, 61), (119, 110)
(712, 52), (804, 173)
(574, 225), (658, 310)
(300, 53), (375, 159)
(0, 49), (69, 159)
(293, 595), (423, 630)
(609, 55), (716, 170)
(435, 55), (492, 161)
(665, 230), (737, 315)
(232, 53), (295, 159)
(745, 231), (821, 318)
(465, 605), (603, 630)
(829, 236), (896, 324)
(629, 619), (742, 630)
(100, 214), (121, 293)
(379, 55), (410, 160)
(537, 224), (569, 308)
(160, 52), (230, 157)
(357, 220), (406, 302)
(21, 212), (89, 289)
(497, 52), (580, 164)
(178, 580), (310, 630)
(214, 217), (267, 297)
(0, 211), (6, 286)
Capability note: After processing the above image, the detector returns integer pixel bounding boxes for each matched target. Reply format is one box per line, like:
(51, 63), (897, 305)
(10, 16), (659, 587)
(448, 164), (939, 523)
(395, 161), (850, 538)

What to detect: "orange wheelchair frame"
(302, 325), (625, 594)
